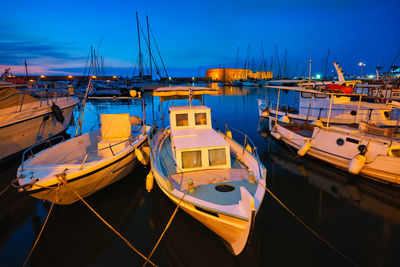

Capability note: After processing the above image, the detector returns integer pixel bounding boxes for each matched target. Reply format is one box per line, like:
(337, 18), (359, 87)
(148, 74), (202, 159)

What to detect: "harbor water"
(1, 84), (399, 266)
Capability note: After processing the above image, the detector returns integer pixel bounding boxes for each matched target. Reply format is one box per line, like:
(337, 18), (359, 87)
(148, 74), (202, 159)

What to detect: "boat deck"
(160, 135), (255, 205)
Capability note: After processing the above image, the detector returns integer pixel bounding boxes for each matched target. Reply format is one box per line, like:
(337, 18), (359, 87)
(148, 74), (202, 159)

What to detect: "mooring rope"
(22, 183), (60, 267)
(252, 178), (359, 266)
(56, 175), (157, 267)
(0, 184), (11, 196)
(142, 189), (189, 267)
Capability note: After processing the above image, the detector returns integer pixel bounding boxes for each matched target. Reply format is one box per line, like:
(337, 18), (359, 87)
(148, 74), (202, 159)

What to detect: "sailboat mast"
(136, 12), (143, 82)
(24, 59), (29, 81)
(147, 15), (152, 79)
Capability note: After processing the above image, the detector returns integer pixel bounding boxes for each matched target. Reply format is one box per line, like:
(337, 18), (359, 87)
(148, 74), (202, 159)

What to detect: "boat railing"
(79, 135), (140, 170)
(0, 87), (74, 112)
(216, 121), (263, 179)
(21, 135), (66, 171)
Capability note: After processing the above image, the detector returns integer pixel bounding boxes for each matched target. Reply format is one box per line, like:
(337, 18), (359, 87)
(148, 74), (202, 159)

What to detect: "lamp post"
(358, 62), (366, 76)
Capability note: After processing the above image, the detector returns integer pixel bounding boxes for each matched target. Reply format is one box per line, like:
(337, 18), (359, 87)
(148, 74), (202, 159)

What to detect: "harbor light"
(316, 74), (321, 79)
(112, 75), (117, 79)
(40, 75), (45, 78)
(68, 75), (73, 78)
(92, 75), (97, 79)
(358, 62), (366, 76)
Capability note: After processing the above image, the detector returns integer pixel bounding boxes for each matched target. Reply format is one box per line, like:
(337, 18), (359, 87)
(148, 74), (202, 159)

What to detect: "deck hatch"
(346, 137), (360, 144)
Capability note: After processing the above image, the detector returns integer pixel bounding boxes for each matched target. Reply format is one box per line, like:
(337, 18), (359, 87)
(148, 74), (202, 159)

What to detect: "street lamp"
(358, 62), (366, 76)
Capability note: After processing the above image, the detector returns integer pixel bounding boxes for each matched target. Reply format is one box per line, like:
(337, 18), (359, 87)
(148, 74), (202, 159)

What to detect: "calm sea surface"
(1, 84), (399, 267)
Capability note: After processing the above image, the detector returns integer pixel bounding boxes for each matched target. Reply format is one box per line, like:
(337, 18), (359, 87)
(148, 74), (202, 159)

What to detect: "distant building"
(205, 68), (273, 81)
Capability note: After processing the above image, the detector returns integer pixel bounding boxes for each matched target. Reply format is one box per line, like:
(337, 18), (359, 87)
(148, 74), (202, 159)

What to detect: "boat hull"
(268, 118), (400, 185)
(22, 136), (148, 205)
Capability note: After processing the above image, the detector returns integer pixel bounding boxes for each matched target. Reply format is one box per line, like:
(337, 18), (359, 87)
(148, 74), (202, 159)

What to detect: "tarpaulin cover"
(100, 113), (131, 140)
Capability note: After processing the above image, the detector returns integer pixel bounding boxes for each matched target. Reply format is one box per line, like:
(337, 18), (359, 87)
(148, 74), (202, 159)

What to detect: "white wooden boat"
(266, 87), (400, 186)
(149, 86), (267, 255)
(15, 112), (151, 205)
(258, 85), (399, 127)
(0, 82), (79, 161)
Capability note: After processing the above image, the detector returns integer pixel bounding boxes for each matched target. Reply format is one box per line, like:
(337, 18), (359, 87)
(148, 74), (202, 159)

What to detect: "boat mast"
(24, 59), (29, 81)
(147, 15), (152, 80)
(136, 11), (143, 83)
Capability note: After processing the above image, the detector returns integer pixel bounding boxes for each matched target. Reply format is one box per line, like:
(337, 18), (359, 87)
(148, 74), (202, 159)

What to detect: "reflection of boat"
(149, 86), (266, 255)
(29, 168), (148, 267)
(0, 82), (79, 161)
(150, 184), (261, 267)
(16, 111), (151, 204)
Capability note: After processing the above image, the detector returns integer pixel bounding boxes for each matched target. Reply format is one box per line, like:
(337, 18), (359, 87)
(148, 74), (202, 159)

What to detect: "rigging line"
(252, 178), (359, 267)
(149, 26), (168, 77)
(22, 184), (60, 267)
(57, 175), (157, 267)
(142, 188), (190, 267)
(139, 24), (161, 77)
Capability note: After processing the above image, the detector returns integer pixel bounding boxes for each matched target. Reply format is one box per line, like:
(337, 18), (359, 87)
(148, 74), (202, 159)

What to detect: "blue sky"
(1, 0), (399, 77)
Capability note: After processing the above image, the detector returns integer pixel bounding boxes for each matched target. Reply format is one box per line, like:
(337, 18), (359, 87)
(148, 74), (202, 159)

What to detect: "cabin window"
(301, 92), (312, 98)
(208, 148), (226, 166)
(195, 113), (207, 125)
(176, 113), (188, 127)
(314, 93), (327, 99)
(182, 151), (202, 168)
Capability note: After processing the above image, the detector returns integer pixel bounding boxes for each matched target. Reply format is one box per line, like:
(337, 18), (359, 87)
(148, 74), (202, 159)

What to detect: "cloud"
(0, 41), (84, 65)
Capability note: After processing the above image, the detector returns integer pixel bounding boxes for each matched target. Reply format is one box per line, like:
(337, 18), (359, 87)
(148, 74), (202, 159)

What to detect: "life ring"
(51, 104), (64, 123)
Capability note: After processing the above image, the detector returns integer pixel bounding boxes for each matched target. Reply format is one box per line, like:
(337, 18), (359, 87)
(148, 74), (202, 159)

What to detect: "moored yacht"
(148, 86), (266, 255)
(0, 82), (79, 161)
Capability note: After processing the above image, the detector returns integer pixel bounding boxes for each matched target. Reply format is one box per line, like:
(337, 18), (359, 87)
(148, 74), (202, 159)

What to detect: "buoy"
(348, 154), (366, 175)
(51, 104), (64, 123)
(226, 130), (232, 139)
(297, 140), (311, 157)
(279, 115), (290, 123)
(270, 131), (281, 140)
(130, 90), (137, 97)
(135, 148), (145, 165)
(312, 120), (324, 127)
(261, 108), (270, 117)
(146, 171), (154, 192)
(246, 144), (252, 153)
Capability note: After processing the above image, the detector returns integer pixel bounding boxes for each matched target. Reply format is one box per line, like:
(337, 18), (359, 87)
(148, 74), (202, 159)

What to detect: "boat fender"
(226, 130), (232, 139)
(312, 119), (324, 128)
(146, 171), (154, 192)
(270, 131), (281, 140)
(279, 115), (290, 123)
(51, 104), (64, 123)
(130, 90), (137, 97)
(135, 148), (145, 165)
(246, 144), (252, 153)
(261, 108), (270, 117)
(348, 154), (366, 175)
(297, 140), (311, 157)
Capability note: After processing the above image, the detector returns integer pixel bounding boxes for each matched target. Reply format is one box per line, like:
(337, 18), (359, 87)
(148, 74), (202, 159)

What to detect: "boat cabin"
(169, 105), (231, 173)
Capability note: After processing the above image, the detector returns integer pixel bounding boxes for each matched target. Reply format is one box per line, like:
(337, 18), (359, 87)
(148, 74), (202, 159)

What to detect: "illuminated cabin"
(169, 105), (231, 172)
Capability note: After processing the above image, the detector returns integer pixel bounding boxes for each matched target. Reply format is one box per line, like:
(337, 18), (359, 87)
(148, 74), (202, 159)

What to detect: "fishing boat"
(258, 85), (400, 126)
(0, 82), (79, 161)
(15, 97), (151, 205)
(266, 87), (400, 186)
(148, 86), (267, 255)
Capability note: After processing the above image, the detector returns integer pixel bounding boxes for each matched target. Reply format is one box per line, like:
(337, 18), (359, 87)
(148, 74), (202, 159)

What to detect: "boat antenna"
(75, 37), (103, 137)
(147, 16), (152, 80)
(136, 12), (143, 84)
